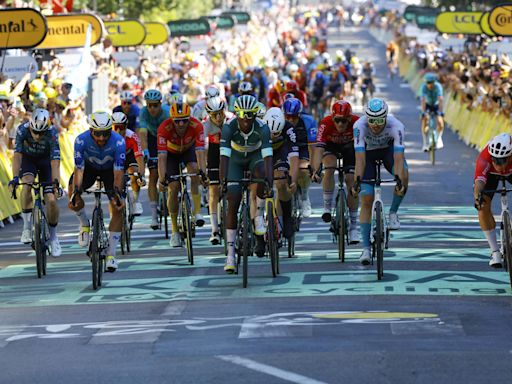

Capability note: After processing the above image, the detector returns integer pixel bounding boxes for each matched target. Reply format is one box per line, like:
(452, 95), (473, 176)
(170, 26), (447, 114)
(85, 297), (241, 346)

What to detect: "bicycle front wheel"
(33, 205), (46, 278)
(374, 201), (384, 280)
(241, 203), (250, 288)
(160, 191), (169, 239)
(183, 194), (194, 265)
(267, 200), (279, 277)
(502, 211), (512, 288)
(336, 190), (347, 263)
(429, 129), (436, 166)
(90, 208), (103, 290)
(120, 206), (127, 255)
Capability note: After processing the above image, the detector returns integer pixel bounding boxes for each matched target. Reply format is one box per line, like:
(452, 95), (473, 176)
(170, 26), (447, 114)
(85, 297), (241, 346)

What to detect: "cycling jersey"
(74, 131), (126, 171)
(14, 122), (60, 160)
(317, 114), (359, 147)
(353, 114), (405, 153)
(362, 65), (374, 80)
(157, 117), (205, 154)
(267, 87), (283, 108)
(220, 118), (272, 159)
(272, 121), (299, 154)
(293, 113), (318, 146)
(191, 99), (207, 120)
(420, 82), (443, 106)
(113, 104), (140, 131)
(124, 129), (143, 158)
(474, 144), (512, 183)
(138, 105), (170, 137)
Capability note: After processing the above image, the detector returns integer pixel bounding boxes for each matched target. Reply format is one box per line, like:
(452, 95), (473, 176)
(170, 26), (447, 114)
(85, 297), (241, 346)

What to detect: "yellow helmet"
(29, 79), (45, 94)
(44, 87), (58, 99)
(52, 78), (63, 88)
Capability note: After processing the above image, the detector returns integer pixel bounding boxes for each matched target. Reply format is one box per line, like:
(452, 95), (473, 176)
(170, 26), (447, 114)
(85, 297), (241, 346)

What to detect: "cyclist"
(157, 101), (206, 247)
(420, 73), (444, 151)
(264, 107), (299, 239)
(351, 99), (409, 265)
(361, 61), (376, 102)
(112, 112), (146, 215)
(386, 41), (399, 77)
(68, 111), (126, 272)
(474, 133), (512, 268)
(285, 80), (308, 109)
(191, 85), (221, 121)
(282, 97), (317, 217)
(228, 81), (255, 112)
(204, 96), (234, 245)
(311, 100), (360, 244)
(219, 95), (273, 273)
(113, 90), (140, 132)
(9, 109), (62, 256)
(267, 79), (284, 108)
(138, 89), (170, 229)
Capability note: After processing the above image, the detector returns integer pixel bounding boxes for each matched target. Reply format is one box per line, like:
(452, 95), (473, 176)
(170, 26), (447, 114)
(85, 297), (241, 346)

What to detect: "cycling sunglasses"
(174, 118), (189, 125)
(92, 130), (112, 138)
(236, 110), (257, 119)
(333, 116), (350, 124)
(492, 156), (508, 165)
(368, 117), (386, 125)
(113, 124), (126, 131)
(147, 103), (161, 109)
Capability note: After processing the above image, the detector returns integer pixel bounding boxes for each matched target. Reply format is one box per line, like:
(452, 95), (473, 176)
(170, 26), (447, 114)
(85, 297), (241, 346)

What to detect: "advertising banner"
(143, 22), (170, 45)
(104, 20), (147, 47)
(168, 18), (211, 37)
(489, 5), (512, 37)
(37, 13), (103, 49)
(0, 8), (47, 49)
(435, 12), (483, 34)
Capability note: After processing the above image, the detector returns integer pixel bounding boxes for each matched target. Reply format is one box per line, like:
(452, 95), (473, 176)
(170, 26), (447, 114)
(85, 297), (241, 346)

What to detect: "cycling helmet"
(30, 108), (50, 132)
(234, 95), (258, 112)
(315, 72), (324, 81)
(205, 96), (226, 113)
(332, 100), (352, 117)
(424, 73), (437, 83)
(120, 90), (133, 101)
(170, 102), (191, 119)
(205, 86), (220, 99)
(288, 63), (299, 73)
(238, 81), (253, 94)
(87, 111), (113, 131)
(283, 97), (303, 116)
(365, 98), (388, 119)
(171, 84), (180, 93)
(274, 80), (285, 93)
(488, 133), (512, 158)
(264, 107), (286, 135)
(112, 111), (128, 125)
(283, 93), (296, 101)
(286, 80), (299, 92)
(256, 102), (267, 118)
(170, 93), (185, 105)
(144, 89), (162, 102)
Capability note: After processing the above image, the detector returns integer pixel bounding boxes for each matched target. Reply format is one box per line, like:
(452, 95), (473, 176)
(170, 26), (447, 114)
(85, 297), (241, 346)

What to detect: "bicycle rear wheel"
(120, 206), (127, 255)
(374, 201), (384, 280)
(241, 203), (250, 288)
(502, 211), (512, 288)
(183, 193), (194, 265)
(267, 200), (279, 277)
(336, 190), (347, 263)
(33, 205), (46, 278)
(160, 191), (169, 239)
(90, 208), (103, 290)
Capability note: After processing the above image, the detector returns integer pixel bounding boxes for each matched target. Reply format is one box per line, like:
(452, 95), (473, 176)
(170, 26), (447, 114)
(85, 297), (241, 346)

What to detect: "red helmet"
(331, 100), (352, 117)
(285, 80), (299, 92)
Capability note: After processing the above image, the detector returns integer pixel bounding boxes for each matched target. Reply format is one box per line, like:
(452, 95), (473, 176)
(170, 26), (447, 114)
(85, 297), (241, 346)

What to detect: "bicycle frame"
(370, 162), (390, 250)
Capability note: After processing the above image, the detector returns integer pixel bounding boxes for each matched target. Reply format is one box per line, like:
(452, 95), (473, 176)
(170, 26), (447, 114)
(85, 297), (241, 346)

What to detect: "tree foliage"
(421, 0), (504, 10)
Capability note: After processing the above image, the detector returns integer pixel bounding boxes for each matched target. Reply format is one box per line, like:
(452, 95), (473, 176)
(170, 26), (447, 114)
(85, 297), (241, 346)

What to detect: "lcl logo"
(454, 15), (479, 23)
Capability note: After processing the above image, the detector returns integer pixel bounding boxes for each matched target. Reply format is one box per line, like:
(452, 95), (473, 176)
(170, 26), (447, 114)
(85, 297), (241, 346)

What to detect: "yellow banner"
(0, 8), (47, 49)
(480, 12), (496, 37)
(104, 20), (146, 47)
(37, 14), (103, 49)
(489, 5), (512, 36)
(435, 12), (483, 34)
(143, 22), (170, 45)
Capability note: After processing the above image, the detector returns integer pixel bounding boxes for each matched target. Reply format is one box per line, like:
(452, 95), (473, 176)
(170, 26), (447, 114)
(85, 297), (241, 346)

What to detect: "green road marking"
(0, 269), (509, 308)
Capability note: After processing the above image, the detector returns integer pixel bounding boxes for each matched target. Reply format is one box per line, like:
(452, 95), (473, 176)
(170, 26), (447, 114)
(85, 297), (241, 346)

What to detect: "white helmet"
(87, 111), (113, 131)
(30, 108), (50, 132)
(205, 86), (220, 99)
(256, 102), (266, 118)
(365, 98), (388, 119)
(264, 107), (285, 135)
(112, 111), (128, 125)
(120, 90), (133, 101)
(288, 63), (299, 73)
(488, 133), (512, 158)
(238, 81), (253, 94)
(205, 96), (226, 113)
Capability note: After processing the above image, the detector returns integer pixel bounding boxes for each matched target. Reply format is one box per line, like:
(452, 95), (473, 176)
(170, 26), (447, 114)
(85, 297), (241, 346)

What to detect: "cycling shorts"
(69, 163), (115, 192)
(147, 133), (158, 169)
(207, 143), (220, 184)
(165, 146), (197, 178)
(20, 155), (53, 194)
(482, 174), (512, 199)
(323, 142), (355, 173)
(227, 151), (263, 193)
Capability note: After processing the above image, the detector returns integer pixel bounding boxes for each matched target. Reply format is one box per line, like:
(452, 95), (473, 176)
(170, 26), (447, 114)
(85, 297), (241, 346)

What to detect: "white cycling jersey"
(353, 114), (405, 153)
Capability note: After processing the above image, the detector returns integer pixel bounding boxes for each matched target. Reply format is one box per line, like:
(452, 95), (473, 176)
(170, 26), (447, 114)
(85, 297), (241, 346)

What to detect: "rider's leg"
(44, 191), (59, 237)
(168, 181), (180, 234)
(275, 168), (292, 238)
(359, 184), (375, 262)
(421, 114), (429, 150)
(321, 154), (336, 222)
(344, 172), (358, 226)
(148, 167), (159, 226)
(107, 200), (122, 264)
(128, 165), (140, 203)
(478, 195), (499, 253)
(20, 173), (35, 233)
(209, 184), (220, 234)
(298, 156), (312, 217)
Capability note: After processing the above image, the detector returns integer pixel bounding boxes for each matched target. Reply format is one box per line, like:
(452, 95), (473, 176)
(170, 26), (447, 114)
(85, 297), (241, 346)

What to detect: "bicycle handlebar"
(11, 181), (57, 200)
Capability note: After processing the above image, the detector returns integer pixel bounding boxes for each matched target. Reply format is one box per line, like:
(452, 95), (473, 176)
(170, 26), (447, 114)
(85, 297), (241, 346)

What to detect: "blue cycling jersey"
(138, 105), (170, 137)
(420, 82), (443, 106)
(14, 122), (60, 160)
(300, 113), (318, 143)
(74, 130), (126, 171)
(113, 104), (140, 131)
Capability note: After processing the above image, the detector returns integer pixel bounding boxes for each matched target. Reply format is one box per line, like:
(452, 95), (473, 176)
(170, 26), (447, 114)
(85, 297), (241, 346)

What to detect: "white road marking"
(216, 355), (330, 384)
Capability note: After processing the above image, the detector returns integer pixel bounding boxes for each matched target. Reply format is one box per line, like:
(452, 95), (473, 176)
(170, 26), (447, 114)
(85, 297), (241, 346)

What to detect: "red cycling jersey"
(157, 117), (205, 154)
(474, 144), (512, 183)
(125, 129), (143, 158)
(317, 114), (359, 147)
(267, 87), (283, 108)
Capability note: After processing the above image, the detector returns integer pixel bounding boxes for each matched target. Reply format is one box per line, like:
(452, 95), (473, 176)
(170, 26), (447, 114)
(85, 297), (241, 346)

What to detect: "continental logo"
(435, 12), (483, 34)
(37, 14), (103, 49)
(489, 5), (512, 36)
(0, 8), (47, 48)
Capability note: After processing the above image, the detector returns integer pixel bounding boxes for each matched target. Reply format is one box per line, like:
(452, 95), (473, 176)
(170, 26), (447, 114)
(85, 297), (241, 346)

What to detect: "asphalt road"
(1, 27), (511, 384)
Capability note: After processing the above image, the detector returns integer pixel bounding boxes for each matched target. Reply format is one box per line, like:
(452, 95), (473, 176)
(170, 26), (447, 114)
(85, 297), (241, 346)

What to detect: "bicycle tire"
(429, 129), (436, 166)
(502, 211), (512, 288)
(242, 202), (250, 288)
(375, 201), (384, 280)
(336, 190), (346, 263)
(33, 204), (44, 278)
(220, 197), (228, 256)
(159, 191), (169, 239)
(41, 215), (48, 276)
(183, 193), (194, 265)
(120, 205), (127, 255)
(90, 208), (102, 290)
(288, 194), (299, 258)
(126, 193), (132, 253)
(267, 200), (278, 278)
